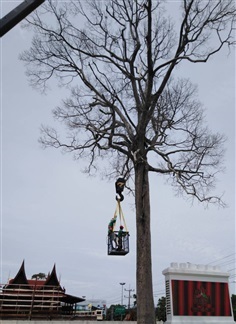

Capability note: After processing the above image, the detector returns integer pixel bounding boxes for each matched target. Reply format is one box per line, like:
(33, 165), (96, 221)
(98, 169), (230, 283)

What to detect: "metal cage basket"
(107, 231), (129, 256)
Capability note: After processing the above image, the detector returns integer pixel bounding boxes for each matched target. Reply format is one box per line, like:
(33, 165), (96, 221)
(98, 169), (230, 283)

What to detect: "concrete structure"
(162, 262), (235, 324)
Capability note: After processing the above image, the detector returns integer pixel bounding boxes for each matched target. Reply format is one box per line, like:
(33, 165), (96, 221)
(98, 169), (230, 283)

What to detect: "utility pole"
(111, 305), (114, 321)
(119, 282), (125, 306)
(124, 287), (135, 309)
(0, 0), (45, 37)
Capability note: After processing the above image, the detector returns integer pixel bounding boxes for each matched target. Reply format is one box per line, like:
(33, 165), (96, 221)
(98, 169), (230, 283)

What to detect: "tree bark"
(135, 161), (155, 324)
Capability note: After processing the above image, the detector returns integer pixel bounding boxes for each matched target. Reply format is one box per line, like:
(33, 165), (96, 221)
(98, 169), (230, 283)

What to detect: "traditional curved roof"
(43, 264), (62, 290)
(4, 261), (84, 305)
(7, 260), (30, 289)
(6, 261), (62, 290)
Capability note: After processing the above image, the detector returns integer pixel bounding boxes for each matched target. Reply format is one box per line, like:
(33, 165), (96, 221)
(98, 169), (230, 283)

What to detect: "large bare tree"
(21, 1), (235, 323)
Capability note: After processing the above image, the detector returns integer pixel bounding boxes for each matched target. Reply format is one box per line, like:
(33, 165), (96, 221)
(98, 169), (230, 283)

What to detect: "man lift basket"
(107, 178), (129, 256)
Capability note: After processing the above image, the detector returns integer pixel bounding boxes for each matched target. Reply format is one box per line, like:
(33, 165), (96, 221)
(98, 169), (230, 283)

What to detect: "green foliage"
(106, 304), (137, 321)
(156, 296), (166, 322)
(31, 272), (46, 280)
(232, 294), (236, 321)
(106, 304), (125, 321)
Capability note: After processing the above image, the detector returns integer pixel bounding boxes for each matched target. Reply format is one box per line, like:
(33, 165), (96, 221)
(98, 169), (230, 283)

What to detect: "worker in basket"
(108, 217), (117, 250)
(107, 177), (129, 255)
(117, 225), (126, 251)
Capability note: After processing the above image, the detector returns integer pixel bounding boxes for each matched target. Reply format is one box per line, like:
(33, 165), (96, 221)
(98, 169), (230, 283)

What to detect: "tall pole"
(119, 282), (125, 306)
(124, 287), (135, 309)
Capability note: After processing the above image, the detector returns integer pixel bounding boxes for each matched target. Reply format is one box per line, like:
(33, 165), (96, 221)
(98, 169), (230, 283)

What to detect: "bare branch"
(21, 0), (234, 205)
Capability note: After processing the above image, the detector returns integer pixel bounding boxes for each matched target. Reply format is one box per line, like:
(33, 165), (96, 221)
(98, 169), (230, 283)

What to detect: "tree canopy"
(21, 0), (235, 205)
(21, 1), (235, 323)
(31, 273), (47, 280)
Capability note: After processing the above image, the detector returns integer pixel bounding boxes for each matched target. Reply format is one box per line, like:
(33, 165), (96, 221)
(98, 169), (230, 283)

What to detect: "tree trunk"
(135, 161), (155, 324)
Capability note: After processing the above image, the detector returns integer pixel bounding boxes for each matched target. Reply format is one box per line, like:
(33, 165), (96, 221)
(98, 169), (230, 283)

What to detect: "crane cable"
(113, 199), (128, 232)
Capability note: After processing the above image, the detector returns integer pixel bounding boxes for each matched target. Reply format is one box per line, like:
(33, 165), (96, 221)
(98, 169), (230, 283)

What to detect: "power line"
(207, 253), (236, 265)
(154, 290), (165, 297)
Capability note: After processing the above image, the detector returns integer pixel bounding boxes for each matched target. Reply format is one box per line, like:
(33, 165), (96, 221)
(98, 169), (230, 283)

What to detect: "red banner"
(171, 280), (232, 316)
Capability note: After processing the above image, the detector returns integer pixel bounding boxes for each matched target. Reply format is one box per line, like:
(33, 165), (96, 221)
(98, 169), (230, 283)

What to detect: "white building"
(162, 262), (234, 324)
(76, 299), (107, 316)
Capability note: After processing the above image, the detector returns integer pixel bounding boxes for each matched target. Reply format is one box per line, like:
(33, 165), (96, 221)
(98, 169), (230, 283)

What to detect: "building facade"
(0, 261), (84, 320)
(163, 262), (234, 324)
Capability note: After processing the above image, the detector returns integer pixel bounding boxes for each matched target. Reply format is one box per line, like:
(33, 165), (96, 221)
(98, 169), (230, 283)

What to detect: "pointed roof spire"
(44, 264), (62, 290)
(7, 260), (30, 289)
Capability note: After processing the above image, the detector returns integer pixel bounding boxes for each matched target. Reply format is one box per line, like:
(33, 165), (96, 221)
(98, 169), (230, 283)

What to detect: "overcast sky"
(0, 1), (235, 307)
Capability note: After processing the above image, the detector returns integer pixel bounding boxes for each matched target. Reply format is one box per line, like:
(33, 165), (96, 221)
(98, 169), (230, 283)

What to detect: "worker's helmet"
(120, 225), (124, 229)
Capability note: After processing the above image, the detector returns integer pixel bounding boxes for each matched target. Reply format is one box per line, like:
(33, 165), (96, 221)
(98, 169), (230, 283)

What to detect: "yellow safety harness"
(113, 199), (128, 232)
